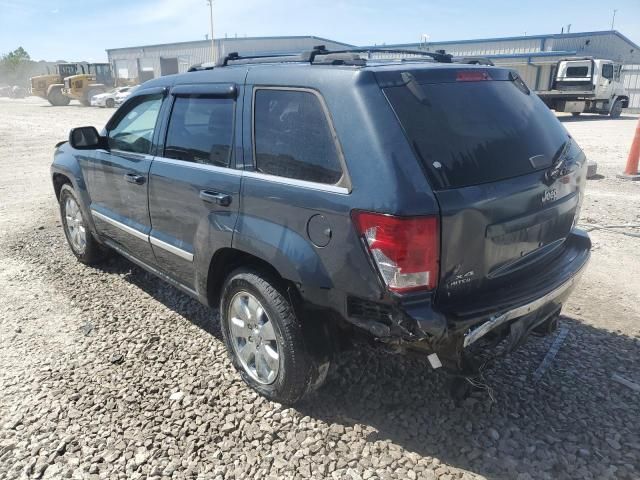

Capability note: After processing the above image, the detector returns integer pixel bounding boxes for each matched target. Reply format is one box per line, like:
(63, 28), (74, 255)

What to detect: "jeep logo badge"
(542, 188), (558, 204)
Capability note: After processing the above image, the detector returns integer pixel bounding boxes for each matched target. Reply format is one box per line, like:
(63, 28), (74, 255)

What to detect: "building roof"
(363, 30), (639, 51)
(106, 35), (355, 53)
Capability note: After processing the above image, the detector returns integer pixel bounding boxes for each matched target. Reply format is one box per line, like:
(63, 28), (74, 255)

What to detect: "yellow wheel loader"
(29, 63), (79, 106)
(61, 63), (115, 106)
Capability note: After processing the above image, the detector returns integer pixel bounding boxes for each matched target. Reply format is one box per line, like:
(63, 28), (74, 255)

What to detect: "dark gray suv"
(52, 48), (590, 403)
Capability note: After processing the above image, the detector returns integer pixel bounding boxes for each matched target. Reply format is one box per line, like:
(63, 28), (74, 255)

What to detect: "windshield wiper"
(545, 138), (572, 183)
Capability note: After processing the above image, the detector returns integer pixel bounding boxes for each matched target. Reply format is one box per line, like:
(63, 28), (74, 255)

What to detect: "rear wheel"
(610, 99), (623, 119)
(571, 112), (581, 117)
(220, 269), (327, 404)
(59, 184), (106, 264)
(47, 87), (70, 106)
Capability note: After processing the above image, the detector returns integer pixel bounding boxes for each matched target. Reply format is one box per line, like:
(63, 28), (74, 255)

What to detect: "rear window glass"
(384, 77), (568, 189)
(254, 89), (343, 185)
(565, 66), (589, 77)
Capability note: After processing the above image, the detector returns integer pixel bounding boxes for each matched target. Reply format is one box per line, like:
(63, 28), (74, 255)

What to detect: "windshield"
(384, 78), (569, 189)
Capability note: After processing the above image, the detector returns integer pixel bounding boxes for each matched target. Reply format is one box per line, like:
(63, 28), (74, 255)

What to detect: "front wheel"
(105, 98), (115, 108)
(571, 112), (581, 117)
(47, 87), (70, 106)
(59, 184), (106, 264)
(610, 99), (623, 119)
(220, 269), (327, 404)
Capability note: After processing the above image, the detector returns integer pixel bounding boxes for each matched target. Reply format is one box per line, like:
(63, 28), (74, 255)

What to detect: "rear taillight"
(456, 70), (492, 82)
(352, 211), (439, 293)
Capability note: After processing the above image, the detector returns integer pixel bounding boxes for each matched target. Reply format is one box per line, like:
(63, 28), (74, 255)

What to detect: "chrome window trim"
(110, 149), (154, 161)
(149, 235), (194, 262)
(152, 156), (242, 176)
(243, 170), (350, 195)
(91, 209), (149, 242)
(251, 86), (352, 193)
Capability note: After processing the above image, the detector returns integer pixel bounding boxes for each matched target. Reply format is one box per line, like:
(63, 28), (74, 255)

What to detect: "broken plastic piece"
(427, 353), (442, 369)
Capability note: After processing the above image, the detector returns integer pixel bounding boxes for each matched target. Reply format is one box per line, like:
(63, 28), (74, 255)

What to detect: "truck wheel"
(47, 87), (70, 106)
(610, 99), (623, 119)
(106, 98), (115, 108)
(220, 268), (327, 404)
(59, 184), (106, 264)
(571, 112), (581, 117)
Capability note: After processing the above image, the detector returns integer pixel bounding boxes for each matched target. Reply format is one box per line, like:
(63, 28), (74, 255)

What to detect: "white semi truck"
(537, 57), (629, 118)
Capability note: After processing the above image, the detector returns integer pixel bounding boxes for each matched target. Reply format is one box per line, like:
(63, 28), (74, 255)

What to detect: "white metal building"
(107, 30), (640, 110)
(106, 36), (354, 83)
(372, 30), (640, 110)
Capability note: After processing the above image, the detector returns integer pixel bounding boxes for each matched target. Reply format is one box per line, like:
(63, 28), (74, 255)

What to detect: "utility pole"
(611, 9), (617, 30)
(207, 0), (215, 63)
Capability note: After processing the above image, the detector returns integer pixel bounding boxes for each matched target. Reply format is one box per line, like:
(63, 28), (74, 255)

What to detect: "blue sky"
(1, 0), (639, 61)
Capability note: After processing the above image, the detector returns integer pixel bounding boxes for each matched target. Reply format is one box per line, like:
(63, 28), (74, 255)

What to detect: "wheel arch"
(205, 248), (301, 309)
(617, 95), (629, 108)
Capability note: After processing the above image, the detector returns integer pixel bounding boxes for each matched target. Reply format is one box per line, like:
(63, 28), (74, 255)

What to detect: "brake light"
(456, 70), (492, 82)
(352, 211), (439, 293)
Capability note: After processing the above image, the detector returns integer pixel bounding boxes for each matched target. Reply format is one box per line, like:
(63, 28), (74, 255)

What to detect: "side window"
(108, 94), (163, 154)
(164, 96), (234, 167)
(601, 63), (613, 80)
(254, 89), (343, 185)
(614, 64), (622, 81)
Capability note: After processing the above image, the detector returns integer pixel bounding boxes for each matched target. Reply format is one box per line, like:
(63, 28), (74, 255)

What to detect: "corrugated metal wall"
(422, 38), (542, 56)
(108, 37), (352, 81)
(622, 65), (640, 111)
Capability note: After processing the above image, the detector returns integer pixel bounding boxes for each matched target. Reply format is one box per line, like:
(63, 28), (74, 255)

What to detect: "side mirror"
(69, 126), (108, 150)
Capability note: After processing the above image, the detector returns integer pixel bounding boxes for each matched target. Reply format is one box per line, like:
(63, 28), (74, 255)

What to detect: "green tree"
(0, 47), (35, 87)
(2, 47), (31, 70)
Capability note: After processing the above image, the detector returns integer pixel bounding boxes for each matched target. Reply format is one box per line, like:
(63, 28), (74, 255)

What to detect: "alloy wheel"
(64, 196), (86, 254)
(228, 291), (280, 384)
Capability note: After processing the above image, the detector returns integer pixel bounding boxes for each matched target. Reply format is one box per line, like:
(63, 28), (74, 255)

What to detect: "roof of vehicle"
(135, 49), (506, 94)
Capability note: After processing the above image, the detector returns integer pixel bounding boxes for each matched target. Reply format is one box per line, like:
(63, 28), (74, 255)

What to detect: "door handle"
(124, 173), (145, 185)
(199, 190), (232, 207)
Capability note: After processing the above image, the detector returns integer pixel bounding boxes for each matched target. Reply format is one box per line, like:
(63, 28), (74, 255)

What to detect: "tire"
(610, 99), (623, 119)
(47, 87), (70, 106)
(220, 268), (327, 404)
(59, 184), (106, 264)
(571, 112), (581, 117)
(106, 98), (115, 108)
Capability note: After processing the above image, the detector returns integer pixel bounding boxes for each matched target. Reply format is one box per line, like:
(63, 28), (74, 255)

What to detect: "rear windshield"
(565, 66), (589, 77)
(384, 76), (568, 189)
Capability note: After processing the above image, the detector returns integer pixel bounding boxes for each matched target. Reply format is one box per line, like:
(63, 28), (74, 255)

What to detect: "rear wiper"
(545, 138), (572, 183)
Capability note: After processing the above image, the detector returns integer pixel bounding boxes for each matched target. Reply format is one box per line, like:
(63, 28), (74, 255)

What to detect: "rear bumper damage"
(350, 229), (590, 371)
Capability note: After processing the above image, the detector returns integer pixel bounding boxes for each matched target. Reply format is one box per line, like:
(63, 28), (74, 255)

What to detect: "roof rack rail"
(210, 45), (455, 68)
(322, 48), (453, 64)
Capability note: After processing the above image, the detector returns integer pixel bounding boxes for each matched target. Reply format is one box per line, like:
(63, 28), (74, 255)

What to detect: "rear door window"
(383, 74), (568, 190)
(566, 66), (589, 77)
(253, 89), (343, 185)
(164, 96), (234, 167)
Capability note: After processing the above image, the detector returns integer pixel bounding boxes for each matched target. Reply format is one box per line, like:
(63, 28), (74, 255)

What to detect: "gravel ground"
(1, 97), (639, 480)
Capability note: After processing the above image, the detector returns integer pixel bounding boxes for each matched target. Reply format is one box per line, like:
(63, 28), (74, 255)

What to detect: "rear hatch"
(379, 66), (588, 316)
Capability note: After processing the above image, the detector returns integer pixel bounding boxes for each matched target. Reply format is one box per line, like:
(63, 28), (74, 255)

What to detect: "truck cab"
(537, 58), (628, 118)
